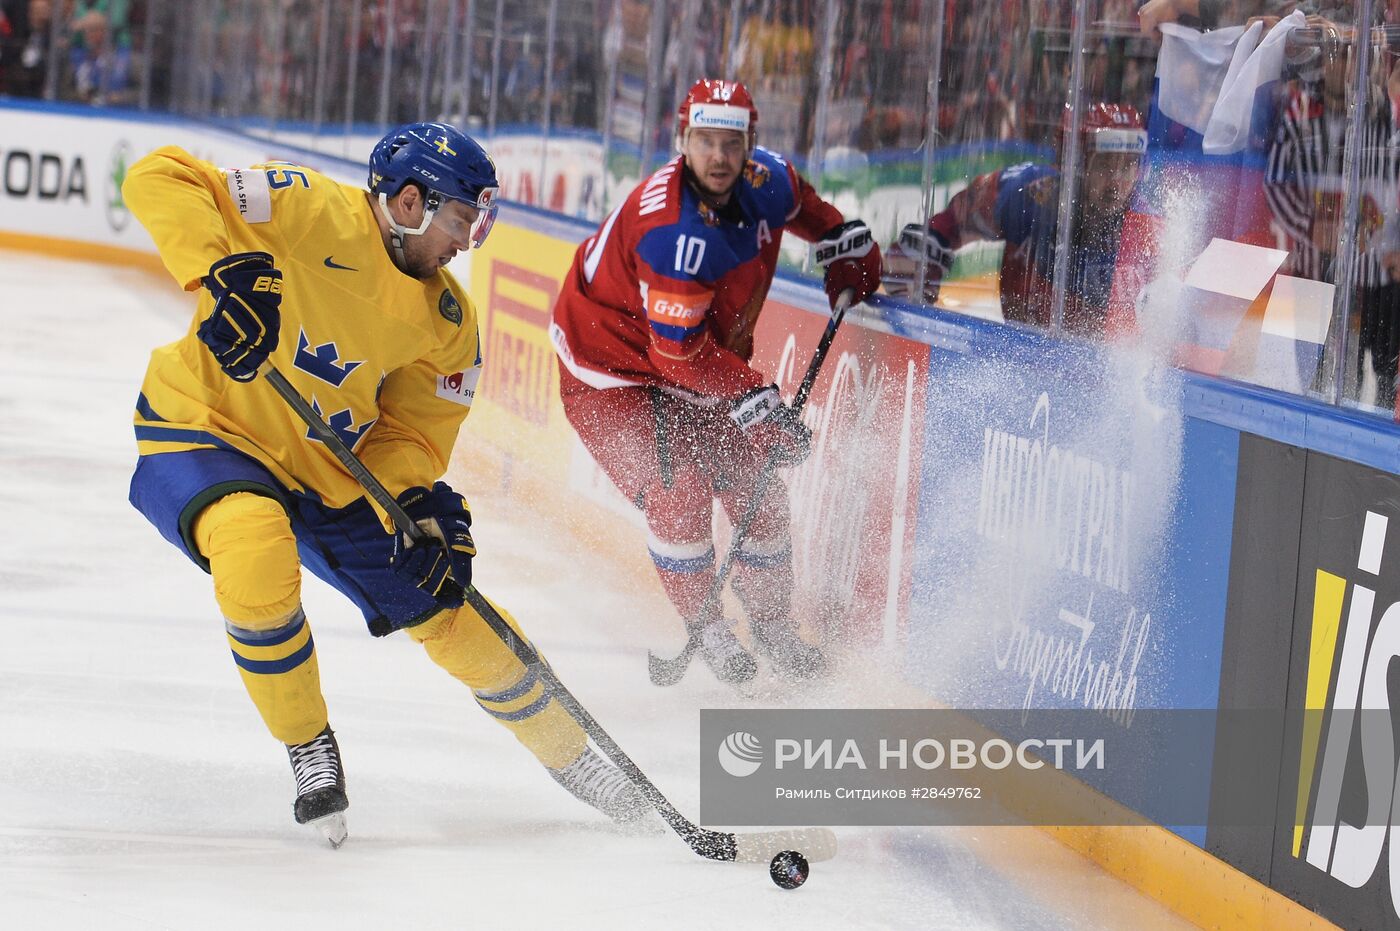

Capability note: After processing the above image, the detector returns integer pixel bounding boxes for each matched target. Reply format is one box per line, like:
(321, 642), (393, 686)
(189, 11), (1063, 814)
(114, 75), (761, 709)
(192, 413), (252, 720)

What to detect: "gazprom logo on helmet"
(1089, 128), (1147, 156)
(690, 103), (750, 133)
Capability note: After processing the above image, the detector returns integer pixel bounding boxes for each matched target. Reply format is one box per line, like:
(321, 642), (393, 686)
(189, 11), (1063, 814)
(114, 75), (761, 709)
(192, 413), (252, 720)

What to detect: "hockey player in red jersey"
(882, 103), (1146, 334)
(550, 78), (881, 683)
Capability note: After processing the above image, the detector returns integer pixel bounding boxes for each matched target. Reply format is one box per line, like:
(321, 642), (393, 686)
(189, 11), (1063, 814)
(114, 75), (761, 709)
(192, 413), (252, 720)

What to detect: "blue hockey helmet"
(368, 122), (499, 251)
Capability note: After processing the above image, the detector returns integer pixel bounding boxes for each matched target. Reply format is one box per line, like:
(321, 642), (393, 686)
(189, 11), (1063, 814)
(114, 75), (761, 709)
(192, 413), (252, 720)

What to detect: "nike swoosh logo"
(324, 256), (357, 271)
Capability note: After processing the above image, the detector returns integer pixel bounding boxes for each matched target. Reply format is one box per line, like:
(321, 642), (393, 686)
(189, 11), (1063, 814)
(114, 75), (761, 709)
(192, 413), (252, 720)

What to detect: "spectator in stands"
(456, 33), (493, 123)
(0, 2), (19, 91)
(503, 43), (545, 121)
(71, 0), (131, 50)
(68, 7), (131, 105)
(3, 0), (50, 97)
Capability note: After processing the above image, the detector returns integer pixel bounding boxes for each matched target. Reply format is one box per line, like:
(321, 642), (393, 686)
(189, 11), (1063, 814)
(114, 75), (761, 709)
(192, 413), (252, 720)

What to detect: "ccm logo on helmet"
(814, 228), (873, 265)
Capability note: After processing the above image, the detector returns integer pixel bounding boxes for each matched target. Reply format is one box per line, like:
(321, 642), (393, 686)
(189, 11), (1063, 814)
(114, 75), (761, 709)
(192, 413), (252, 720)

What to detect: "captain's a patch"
(438, 289), (463, 325)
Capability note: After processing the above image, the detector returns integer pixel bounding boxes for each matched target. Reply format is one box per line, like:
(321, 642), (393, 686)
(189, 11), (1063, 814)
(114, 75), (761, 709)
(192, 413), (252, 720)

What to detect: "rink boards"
(7, 99), (1398, 929)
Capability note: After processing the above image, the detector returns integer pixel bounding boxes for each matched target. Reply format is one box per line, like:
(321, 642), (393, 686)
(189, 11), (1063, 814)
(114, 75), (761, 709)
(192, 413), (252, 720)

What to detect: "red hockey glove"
(814, 219), (881, 311)
(881, 223), (953, 304)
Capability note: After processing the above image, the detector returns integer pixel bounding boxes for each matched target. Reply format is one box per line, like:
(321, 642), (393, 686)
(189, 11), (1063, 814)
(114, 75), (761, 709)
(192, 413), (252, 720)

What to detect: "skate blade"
(311, 812), (348, 849)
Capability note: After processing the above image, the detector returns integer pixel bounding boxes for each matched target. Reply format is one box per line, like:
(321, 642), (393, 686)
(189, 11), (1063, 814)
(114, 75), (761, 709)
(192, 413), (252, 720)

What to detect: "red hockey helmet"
(1062, 101), (1147, 157)
(1064, 102), (1146, 218)
(676, 78), (758, 152)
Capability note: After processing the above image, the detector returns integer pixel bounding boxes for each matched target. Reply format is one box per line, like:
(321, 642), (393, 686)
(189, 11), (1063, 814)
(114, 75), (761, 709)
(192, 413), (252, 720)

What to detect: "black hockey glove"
(390, 482), (475, 607)
(198, 251), (283, 381)
(729, 385), (812, 468)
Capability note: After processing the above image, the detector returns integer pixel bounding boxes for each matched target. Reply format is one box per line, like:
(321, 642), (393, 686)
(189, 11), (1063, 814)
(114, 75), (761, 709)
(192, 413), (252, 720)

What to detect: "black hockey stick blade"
(647, 630), (702, 686)
(684, 824), (838, 863)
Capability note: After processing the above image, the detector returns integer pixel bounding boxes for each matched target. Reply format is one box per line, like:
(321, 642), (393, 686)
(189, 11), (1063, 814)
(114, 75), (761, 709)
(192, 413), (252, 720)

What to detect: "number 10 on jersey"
(675, 235), (706, 275)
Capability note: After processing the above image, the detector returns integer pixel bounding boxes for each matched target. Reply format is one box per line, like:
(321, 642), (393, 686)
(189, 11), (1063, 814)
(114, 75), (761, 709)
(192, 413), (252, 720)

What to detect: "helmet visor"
(464, 185), (498, 249)
(469, 202), (497, 249)
(425, 188), (499, 249)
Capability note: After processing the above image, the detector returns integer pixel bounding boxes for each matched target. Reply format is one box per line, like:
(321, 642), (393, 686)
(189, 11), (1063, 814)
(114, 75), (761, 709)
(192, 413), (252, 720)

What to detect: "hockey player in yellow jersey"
(124, 122), (647, 845)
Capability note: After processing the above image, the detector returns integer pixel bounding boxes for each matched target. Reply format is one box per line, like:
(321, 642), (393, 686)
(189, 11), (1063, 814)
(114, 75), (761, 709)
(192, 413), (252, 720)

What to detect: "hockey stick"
(646, 288), (856, 687)
(258, 362), (836, 864)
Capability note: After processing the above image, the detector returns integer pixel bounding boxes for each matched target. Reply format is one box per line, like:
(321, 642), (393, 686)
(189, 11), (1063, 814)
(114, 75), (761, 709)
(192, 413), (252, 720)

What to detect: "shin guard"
(226, 610), (328, 746)
(196, 492), (327, 745)
(409, 596), (587, 770)
(647, 533), (717, 622)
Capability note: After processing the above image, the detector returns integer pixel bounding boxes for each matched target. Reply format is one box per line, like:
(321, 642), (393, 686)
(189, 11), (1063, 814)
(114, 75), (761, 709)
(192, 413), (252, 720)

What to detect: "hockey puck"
(769, 849), (809, 889)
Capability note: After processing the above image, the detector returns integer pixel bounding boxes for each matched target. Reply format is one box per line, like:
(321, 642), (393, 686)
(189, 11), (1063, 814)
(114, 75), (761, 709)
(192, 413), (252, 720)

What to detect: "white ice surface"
(0, 251), (1194, 930)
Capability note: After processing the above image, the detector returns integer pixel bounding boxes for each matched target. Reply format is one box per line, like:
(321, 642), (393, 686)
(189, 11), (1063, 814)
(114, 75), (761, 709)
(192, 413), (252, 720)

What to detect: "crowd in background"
(6, 0), (1400, 413)
(0, 1), (1173, 158)
(1, 0), (137, 104)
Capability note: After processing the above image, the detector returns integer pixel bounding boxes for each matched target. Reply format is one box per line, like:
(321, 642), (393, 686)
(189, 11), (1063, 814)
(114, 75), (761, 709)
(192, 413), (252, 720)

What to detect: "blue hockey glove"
(198, 251), (283, 382)
(390, 482), (475, 607)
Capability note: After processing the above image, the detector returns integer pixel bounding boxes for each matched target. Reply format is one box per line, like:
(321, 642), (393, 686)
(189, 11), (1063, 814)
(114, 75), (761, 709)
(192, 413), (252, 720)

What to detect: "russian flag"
(1111, 12), (1326, 390)
(1147, 13), (1307, 233)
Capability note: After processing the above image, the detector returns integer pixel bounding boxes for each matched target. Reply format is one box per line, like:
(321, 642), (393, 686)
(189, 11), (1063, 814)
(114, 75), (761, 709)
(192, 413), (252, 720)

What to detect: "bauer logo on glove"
(813, 223), (874, 266)
(729, 384), (782, 430)
(814, 219), (881, 311)
(881, 224), (953, 304)
(198, 251), (284, 382)
(897, 223), (955, 266)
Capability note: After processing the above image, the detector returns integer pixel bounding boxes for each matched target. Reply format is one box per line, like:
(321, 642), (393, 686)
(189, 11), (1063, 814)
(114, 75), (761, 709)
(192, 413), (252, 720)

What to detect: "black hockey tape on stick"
(646, 287), (857, 687)
(257, 361), (837, 864)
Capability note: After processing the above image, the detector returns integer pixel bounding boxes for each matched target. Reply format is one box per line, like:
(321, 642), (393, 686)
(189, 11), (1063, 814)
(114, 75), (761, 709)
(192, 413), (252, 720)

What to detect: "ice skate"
(287, 725), (349, 848)
(699, 616), (758, 683)
(751, 620), (826, 680)
(549, 746), (651, 825)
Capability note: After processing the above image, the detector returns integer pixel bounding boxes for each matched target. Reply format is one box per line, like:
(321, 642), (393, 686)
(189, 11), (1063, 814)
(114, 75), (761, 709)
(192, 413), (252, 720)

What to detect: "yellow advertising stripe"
(0, 232), (167, 275)
(1044, 825), (1340, 930)
(460, 222), (579, 479)
(492, 274), (554, 312)
(1292, 569), (1347, 859)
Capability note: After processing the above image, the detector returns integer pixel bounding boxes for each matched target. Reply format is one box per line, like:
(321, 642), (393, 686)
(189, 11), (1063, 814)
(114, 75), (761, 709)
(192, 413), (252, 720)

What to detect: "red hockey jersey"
(550, 147), (841, 401)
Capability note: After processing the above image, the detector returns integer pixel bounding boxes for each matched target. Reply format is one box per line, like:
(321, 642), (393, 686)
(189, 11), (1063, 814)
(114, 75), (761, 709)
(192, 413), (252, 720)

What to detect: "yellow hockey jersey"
(125, 146), (482, 512)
